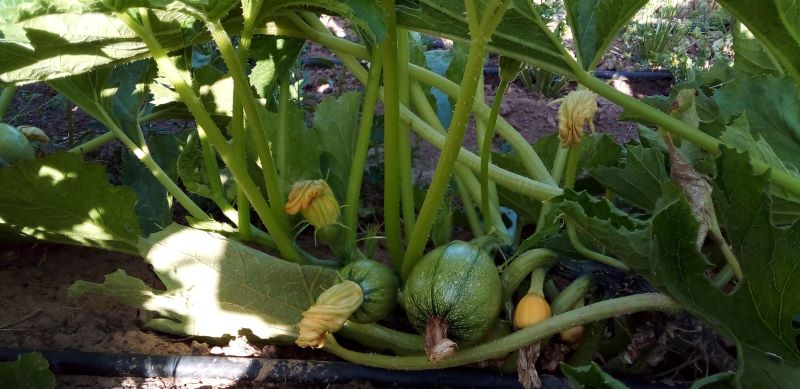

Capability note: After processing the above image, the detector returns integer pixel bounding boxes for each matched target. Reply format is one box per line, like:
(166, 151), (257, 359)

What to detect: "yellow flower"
(296, 280), (363, 348)
(285, 179), (340, 228)
(556, 89), (597, 148)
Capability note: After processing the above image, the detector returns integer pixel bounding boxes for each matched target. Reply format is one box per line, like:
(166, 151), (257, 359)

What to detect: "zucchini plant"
(0, 0), (799, 387)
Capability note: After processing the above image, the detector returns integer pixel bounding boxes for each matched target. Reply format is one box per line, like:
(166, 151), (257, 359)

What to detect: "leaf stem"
(325, 293), (680, 369)
(344, 52), (384, 249)
(401, 0), (514, 279)
(120, 10), (301, 262)
(480, 77), (511, 232)
(566, 221), (630, 271)
(397, 28), (416, 242)
(68, 131), (116, 154)
(378, 0), (406, 269)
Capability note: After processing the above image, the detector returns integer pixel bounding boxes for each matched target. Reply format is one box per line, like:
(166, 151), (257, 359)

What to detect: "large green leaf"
(313, 91), (362, 201)
(716, 0), (800, 85)
(396, 0), (576, 78)
(564, 0), (647, 70)
(0, 1), (382, 85)
(649, 148), (800, 387)
(0, 7), (202, 85)
(589, 144), (669, 212)
(713, 75), (800, 171)
(0, 153), (140, 253)
(69, 224), (339, 341)
(0, 352), (54, 389)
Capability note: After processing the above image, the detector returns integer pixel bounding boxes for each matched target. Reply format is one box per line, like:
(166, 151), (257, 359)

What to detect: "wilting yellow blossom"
(17, 126), (50, 143)
(296, 280), (363, 348)
(556, 89), (598, 148)
(285, 179), (340, 228)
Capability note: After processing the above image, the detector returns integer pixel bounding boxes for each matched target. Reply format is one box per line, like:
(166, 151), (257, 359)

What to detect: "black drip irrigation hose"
(0, 348), (687, 388)
(0, 348), (554, 388)
(299, 57), (675, 80)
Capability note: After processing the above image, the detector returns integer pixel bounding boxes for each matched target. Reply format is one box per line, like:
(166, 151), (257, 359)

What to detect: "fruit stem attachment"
(424, 316), (457, 363)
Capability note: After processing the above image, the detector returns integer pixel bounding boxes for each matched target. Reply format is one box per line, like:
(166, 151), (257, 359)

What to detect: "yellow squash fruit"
(513, 293), (551, 329)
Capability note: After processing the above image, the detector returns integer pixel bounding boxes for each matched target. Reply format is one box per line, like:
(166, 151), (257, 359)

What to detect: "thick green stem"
(97, 110), (211, 222)
(344, 53), (384, 248)
(296, 16), (561, 207)
(566, 221), (630, 271)
(0, 86), (15, 120)
(68, 131), (116, 154)
(564, 145), (581, 190)
(231, 2), (258, 240)
(409, 81), (504, 233)
(409, 65), (554, 185)
(339, 321), (424, 356)
(480, 78), (510, 232)
(455, 172), (483, 237)
(277, 75), (290, 180)
(196, 128), (241, 224)
(401, 0), (513, 279)
(120, 10), (301, 262)
(379, 0), (406, 269)
(269, 25), (554, 187)
(535, 146), (569, 231)
(397, 28), (416, 241)
(502, 249), (557, 301)
(325, 293), (680, 369)
(207, 21), (287, 221)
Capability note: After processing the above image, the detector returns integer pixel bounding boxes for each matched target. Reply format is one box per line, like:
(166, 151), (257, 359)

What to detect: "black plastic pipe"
(0, 348), (565, 388)
(299, 57), (674, 80)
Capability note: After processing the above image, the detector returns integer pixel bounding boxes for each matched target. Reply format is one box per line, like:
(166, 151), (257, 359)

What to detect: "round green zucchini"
(338, 260), (399, 324)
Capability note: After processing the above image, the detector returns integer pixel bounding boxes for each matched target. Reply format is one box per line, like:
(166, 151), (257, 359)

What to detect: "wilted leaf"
(650, 148), (800, 387)
(0, 153), (140, 253)
(69, 224), (339, 341)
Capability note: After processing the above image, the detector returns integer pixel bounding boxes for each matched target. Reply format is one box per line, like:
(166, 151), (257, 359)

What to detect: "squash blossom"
(556, 89), (598, 148)
(285, 179), (340, 228)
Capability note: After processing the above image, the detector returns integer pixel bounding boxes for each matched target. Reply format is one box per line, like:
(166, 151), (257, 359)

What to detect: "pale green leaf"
(69, 224), (339, 341)
(564, 0), (647, 70)
(0, 152), (140, 253)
